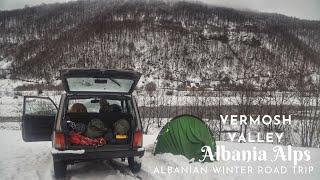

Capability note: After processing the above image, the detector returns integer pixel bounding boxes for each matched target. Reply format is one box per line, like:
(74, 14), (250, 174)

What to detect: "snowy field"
(0, 89), (314, 117)
(0, 122), (319, 180)
(0, 79), (62, 117)
(0, 79), (320, 180)
(0, 78), (319, 117)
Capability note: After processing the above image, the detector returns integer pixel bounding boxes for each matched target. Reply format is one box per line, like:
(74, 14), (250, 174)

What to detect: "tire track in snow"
(106, 159), (155, 180)
(106, 160), (141, 179)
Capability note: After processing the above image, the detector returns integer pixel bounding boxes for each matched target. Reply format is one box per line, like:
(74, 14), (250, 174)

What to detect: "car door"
(22, 96), (58, 142)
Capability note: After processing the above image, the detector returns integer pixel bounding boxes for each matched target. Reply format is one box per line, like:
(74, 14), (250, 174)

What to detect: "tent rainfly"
(154, 115), (216, 161)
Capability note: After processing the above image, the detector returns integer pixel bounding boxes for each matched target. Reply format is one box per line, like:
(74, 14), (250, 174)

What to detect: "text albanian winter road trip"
(196, 115), (314, 175)
(153, 115), (315, 176)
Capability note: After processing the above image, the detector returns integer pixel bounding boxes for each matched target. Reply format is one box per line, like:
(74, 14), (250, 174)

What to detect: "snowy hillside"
(0, 122), (319, 180)
(0, 0), (320, 91)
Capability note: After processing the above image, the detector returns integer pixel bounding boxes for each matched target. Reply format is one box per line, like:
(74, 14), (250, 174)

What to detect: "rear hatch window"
(60, 69), (141, 94)
(66, 77), (134, 93)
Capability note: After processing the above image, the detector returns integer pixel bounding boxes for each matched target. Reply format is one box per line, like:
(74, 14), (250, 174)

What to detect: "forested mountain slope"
(1, 0), (320, 91)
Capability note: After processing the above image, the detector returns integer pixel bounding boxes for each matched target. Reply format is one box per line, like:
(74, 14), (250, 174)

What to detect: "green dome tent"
(154, 115), (216, 161)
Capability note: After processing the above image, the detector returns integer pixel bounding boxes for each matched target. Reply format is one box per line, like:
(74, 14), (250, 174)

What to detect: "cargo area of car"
(62, 102), (135, 150)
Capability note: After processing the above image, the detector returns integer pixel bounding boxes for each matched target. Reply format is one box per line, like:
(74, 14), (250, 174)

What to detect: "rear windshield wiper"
(110, 78), (121, 87)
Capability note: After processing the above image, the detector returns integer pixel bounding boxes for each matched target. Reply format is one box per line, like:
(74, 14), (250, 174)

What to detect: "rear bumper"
(52, 147), (145, 163)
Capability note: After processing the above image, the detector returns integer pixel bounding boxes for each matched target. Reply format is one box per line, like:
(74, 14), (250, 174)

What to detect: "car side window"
(24, 97), (57, 116)
(127, 99), (136, 117)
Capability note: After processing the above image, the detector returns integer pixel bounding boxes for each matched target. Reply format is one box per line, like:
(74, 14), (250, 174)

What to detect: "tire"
(128, 157), (141, 173)
(53, 161), (67, 178)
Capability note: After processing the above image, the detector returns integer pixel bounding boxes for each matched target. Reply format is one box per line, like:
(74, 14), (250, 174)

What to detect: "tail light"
(133, 130), (143, 147)
(54, 132), (65, 150)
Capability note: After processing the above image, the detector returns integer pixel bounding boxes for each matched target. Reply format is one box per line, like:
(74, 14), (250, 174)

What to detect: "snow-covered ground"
(0, 78), (318, 117)
(0, 122), (319, 180)
(0, 79), (319, 179)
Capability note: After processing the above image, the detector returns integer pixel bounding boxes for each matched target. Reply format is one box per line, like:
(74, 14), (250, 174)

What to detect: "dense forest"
(0, 0), (320, 91)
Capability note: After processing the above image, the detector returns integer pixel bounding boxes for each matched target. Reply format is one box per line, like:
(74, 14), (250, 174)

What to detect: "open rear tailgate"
(60, 69), (141, 94)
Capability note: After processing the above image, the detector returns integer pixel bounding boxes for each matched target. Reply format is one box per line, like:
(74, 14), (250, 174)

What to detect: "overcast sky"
(0, 0), (319, 20)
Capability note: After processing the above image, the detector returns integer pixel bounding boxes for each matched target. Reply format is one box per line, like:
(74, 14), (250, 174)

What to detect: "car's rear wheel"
(53, 161), (67, 178)
(128, 157), (141, 173)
